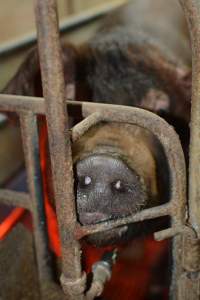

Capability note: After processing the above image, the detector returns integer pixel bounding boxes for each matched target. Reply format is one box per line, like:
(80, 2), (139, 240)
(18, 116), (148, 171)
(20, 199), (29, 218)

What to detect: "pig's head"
(73, 122), (167, 246)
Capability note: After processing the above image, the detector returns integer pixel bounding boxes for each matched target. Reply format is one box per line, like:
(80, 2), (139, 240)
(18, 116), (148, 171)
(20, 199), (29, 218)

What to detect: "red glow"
(83, 238), (168, 300)
(39, 118), (61, 257)
(0, 207), (25, 240)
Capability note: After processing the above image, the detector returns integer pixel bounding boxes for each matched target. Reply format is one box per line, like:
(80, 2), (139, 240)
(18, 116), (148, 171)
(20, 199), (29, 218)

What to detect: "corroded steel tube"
(34, 0), (84, 299)
(179, 0), (200, 237)
(20, 112), (53, 291)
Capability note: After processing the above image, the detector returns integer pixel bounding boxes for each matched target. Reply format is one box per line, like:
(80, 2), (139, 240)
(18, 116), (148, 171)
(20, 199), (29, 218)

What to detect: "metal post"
(20, 112), (54, 295)
(176, 1), (200, 299)
(34, 0), (85, 299)
(179, 0), (200, 237)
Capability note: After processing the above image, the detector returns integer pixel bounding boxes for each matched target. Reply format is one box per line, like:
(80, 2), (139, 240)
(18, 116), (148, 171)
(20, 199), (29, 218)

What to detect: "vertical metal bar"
(179, 0), (200, 237)
(176, 1), (200, 299)
(20, 112), (54, 295)
(34, 1), (85, 299)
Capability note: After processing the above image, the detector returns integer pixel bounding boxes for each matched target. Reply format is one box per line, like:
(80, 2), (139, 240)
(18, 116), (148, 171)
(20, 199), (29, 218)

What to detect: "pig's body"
(0, 1), (191, 299)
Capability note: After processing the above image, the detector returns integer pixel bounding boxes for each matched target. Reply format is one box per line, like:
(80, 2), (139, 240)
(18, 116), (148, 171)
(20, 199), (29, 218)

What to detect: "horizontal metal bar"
(75, 203), (171, 239)
(0, 0), (127, 57)
(0, 189), (31, 210)
(0, 94), (109, 114)
(0, 94), (159, 115)
(0, 94), (44, 114)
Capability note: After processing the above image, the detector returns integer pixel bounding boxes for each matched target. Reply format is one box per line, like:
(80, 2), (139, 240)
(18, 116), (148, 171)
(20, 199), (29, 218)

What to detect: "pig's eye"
(112, 180), (126, 193)
(79, 176), (92, 188)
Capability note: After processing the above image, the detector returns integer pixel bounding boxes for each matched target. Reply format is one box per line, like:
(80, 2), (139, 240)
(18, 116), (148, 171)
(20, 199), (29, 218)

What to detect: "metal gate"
(0, 0), (200, 299)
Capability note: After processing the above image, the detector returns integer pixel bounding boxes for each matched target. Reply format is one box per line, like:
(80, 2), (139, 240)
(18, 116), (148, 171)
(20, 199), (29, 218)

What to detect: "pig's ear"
(140, 88), (172, 114)
(140, 67), (191, 124)
(2, 44), (79, 123)
(3, 44), (78, 99)
(2, 47), (41, 96)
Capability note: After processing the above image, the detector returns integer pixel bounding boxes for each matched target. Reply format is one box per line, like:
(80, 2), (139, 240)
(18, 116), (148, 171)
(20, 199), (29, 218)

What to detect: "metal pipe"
(34, 1), (85, 299)
(0, 190), (31, 210)
(76, 203), (171, 239)
(20, 112), (54, 295)
(0, 94), (45, 114)
(179, 0), (200, 237)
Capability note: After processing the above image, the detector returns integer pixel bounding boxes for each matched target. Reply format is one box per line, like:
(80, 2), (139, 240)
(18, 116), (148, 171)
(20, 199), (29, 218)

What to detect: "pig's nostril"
(112, 180), (126, 193)
(78, 175), (92, 188)
(84, 176), (92, 186)
(114, 180), (122, 190)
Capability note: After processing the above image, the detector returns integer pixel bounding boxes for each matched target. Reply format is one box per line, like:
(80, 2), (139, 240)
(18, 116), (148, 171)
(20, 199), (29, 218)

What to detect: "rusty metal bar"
(75, 203), (171, 239)
(34, 1), (85, 299)
(72, 112), (102, 142)
(0, 94), (44, 114)
(0, 189), (31, 210)
(179, 0), (200, 237)
(20, 112), (54, 295)
(173, 1), (200, 299)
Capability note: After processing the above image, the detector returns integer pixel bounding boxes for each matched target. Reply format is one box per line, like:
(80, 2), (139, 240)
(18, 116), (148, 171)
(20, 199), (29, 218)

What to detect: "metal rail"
(180, 0), (200, 236)
(177, 1), (200, 299)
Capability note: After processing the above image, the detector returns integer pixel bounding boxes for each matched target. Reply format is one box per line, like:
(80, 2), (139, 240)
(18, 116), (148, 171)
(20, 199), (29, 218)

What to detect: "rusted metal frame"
(0, 189), (31, 210)
(72, 106), (186, 232)
(81, 103), (188, 299)
(72, 104), (187, 299)
(20, 112), (54, 295)
(0, 95), (187, 298)
(34, 1), (85, 299)
(0, 94), (186, 232)
(0, 1), (193, 299)
(0, 94), (44, 114)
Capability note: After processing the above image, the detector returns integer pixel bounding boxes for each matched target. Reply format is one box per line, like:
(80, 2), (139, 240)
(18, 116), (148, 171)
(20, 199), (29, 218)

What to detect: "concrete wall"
(0, 0), (120, 44)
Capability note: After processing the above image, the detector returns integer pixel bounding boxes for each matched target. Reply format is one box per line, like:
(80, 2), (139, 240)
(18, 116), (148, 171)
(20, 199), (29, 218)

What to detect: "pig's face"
(73, 123), (160, 246)
(76, 154), (147, 245)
